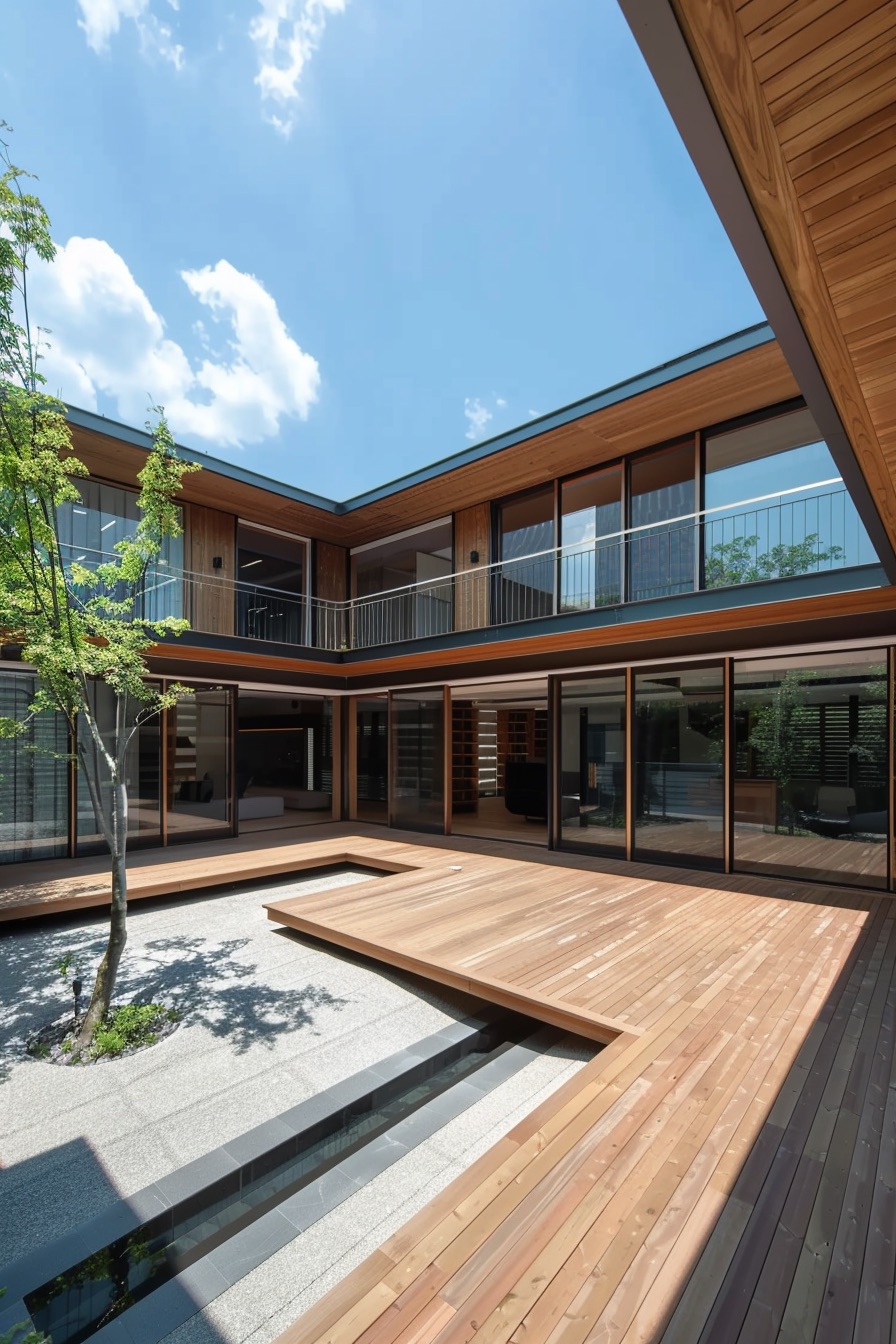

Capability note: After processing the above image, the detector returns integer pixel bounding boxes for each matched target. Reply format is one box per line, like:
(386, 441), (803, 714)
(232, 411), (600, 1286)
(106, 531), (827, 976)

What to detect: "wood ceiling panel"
(670, 0), (896, 562)
(775, 59), (895, 160)
(735, 0), (831, 42)
(803, 145), (896, 228)
(816, 202), (896, 262)
(68, 343), (798, 556)
(800, 136), (896, 213)
(757, 1), (894, 90)
(788, 102), (896, 181)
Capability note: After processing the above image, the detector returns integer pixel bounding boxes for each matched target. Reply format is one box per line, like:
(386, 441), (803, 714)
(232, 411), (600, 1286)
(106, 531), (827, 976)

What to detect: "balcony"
(61, 481), (876, 655)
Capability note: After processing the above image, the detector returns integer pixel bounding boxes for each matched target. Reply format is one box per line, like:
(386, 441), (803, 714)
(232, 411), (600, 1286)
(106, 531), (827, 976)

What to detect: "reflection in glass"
(733, 652), (887, 888)
(559, 676), (626, 853)
(236, 525), (308, 645)
(704, 407), (875, 587)
(355, 697), (389, 824)
(352, 519), (453, 646)
(0, 673), (69, 864)
(391, 690), (444, 833)
(235, 692), (332, 831)
(77, 681), (162, 854)
(629, 443), (696, 601)
(168, 688), (232, 839)
(634, 667), (724, 867)
(58, 480), (184, 620)
(496, 488), (554, 623)
(450, 685), (548, 846)
(561, 467), (622, 610)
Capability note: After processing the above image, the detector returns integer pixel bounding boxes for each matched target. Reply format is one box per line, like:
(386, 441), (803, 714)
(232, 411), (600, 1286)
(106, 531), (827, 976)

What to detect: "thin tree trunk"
(72, 698), (130, 1058)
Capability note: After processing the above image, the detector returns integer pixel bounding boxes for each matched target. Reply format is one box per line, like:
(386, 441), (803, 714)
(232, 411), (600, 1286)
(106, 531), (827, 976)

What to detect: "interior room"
(234, 690), (333, 832)
(450, 680), (549, 845)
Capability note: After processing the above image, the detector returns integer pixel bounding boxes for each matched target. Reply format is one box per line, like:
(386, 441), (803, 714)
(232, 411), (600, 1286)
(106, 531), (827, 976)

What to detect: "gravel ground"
(0, 868), (592, 1343)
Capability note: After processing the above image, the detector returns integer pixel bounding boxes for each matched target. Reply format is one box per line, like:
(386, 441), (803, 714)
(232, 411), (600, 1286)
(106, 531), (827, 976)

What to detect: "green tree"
(746, 669), (814, 832)
(704, 532), (844, 588)
(0, 127), (199, 1057)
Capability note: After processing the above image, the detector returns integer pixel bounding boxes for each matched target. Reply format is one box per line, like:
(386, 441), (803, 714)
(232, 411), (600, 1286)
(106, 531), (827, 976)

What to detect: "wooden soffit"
(67, 338), (798, 549)
(661, 0), (896, 562)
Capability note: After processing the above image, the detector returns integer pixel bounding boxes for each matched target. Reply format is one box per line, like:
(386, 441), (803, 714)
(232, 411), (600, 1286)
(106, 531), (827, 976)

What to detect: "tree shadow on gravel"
(0, 920), (348, 1078)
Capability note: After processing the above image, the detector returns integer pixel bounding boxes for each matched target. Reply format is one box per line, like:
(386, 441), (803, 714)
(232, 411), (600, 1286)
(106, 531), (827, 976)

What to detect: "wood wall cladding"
(188, 505), (235, 636)
(68, 341), (800, 554)
(343, 341), (798, 545)
(672, 0), (896, 557)
(315, 541), (347, 603)
(453, 503), (491, 631)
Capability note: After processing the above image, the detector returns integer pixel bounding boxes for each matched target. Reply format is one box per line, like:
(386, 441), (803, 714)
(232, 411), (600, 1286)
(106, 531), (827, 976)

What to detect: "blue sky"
(3, 1), (764, 499)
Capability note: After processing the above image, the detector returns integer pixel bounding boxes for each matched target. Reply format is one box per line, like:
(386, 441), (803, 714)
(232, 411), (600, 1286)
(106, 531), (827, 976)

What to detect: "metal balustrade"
(58, 482), (873, 653)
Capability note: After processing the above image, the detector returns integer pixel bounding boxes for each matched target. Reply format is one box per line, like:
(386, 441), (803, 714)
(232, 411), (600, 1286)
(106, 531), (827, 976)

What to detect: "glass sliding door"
(236, 525), (308, 645)
(450, 682), (549, 846)
(0, 672), (69, 864)
(634, 666), (724, 867)
(353, 696), (389, 824)
(558, 675), (626, 854)
(703, 407), (875, 588)
(629, 442), (696, 602)
(560, 467), (623, 611)
(167, 687), (233, 839)
(76, 681), (162, 854)
(390, 689), (444, 833)
(496, 487), (555, 624)
(733, 651), (887, 888)
(351, 519), (453, 647)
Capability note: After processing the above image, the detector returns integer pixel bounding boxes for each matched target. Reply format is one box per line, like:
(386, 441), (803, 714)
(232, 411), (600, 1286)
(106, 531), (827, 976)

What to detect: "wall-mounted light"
(212, 556), (223, 570)
(469, 550), (479, 564)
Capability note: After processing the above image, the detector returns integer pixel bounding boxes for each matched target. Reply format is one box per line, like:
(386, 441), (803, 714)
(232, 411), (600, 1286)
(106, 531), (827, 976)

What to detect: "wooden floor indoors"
(3, 826), (895, 1340)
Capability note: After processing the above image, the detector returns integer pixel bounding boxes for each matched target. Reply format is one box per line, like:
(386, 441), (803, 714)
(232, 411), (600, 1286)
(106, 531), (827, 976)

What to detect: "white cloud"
(76, 0), (184, 68)
(464, 397), (493, 442)
(464, 393), (509, 442)
(250, 0), (347, 135)
(30, 236), (321, 449)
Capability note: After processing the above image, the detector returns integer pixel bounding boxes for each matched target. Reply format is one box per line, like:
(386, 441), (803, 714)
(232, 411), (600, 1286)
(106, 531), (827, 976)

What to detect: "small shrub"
(89, 1003), (179, 1060)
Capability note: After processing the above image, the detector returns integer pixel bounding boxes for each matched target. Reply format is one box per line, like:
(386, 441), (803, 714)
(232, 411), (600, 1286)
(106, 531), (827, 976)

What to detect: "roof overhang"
(618, 0), (896, 583)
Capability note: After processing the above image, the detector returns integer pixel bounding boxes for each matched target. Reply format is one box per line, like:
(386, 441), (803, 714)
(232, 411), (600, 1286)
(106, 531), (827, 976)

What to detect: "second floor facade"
(59, 324), (889, 670)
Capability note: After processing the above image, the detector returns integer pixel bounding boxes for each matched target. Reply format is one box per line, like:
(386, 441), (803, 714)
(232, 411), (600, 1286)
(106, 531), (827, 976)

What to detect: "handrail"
(57, 481), (872, 651)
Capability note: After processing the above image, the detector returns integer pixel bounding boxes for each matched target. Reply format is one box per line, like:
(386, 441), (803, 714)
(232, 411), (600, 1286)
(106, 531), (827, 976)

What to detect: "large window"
(58, 480), (184, 620)
(733, 652), (887, 888)
(76, 681), (162, 854)
(496, 488), (554, 623)
(0, 673), (68, 864)
(167, 687), (232, 839)
(354, 696), (389, 823)
(352, 519), (453, 646)
(236, 524), (307, 644)
(391, 689), (444, 833)
(559, 675), (626, 853)
(629, 443), (696, 602)
(561, 467), (622, 610)
(704, 407), (874, 585)
(634, 666), (724, 868)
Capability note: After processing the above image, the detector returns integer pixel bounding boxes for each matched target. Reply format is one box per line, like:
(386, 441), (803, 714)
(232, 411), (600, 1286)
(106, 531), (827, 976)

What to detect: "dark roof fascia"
(340, 322), (774, 510)
(64, 322), (773, 519)
(65, 406), (342, 515)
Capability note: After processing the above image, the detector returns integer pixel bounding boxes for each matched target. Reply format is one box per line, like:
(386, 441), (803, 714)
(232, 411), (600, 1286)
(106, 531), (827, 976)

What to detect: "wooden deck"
(4, 827), (895, 1340)
(259, 835), (893, 1344)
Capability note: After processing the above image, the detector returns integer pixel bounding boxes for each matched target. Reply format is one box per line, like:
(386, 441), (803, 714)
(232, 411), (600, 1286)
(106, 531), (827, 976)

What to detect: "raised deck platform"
(4, 829), (892, 1340)
(262, 837), (889, 1344)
